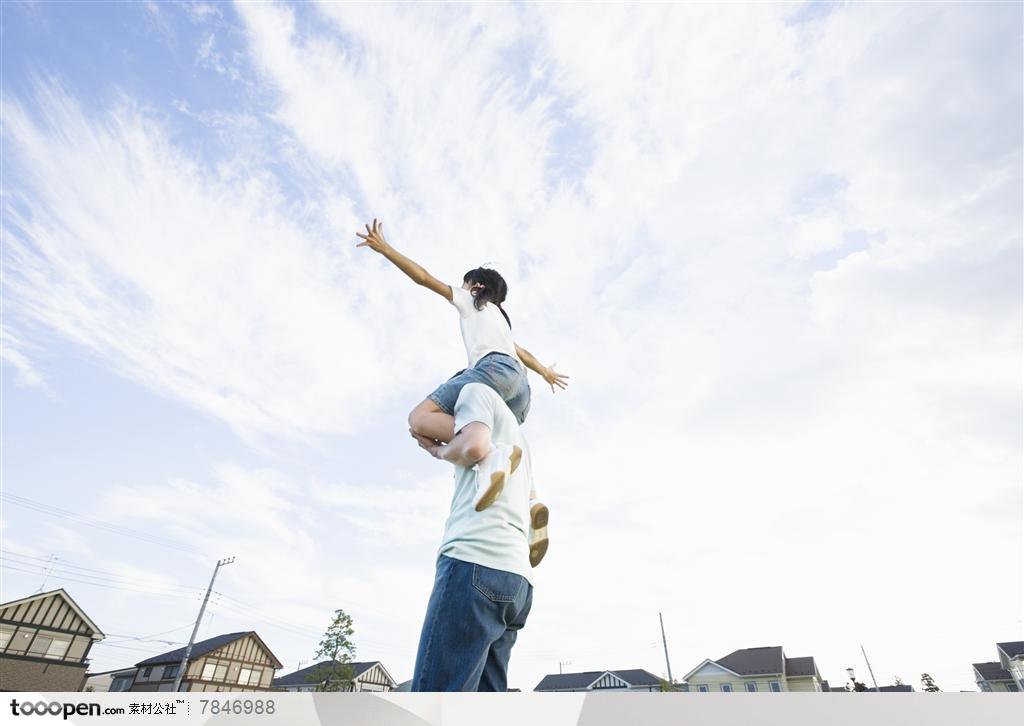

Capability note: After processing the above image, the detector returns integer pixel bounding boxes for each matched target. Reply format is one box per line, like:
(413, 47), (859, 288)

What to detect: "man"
(409, 382), (538, 692)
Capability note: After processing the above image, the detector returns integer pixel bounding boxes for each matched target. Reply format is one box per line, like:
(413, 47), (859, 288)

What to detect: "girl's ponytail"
(463, 267), (512, 329)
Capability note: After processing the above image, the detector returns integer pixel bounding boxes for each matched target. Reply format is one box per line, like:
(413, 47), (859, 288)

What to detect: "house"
(84, 667), (138, 692)
(128, 631), (282, 692)
(995, 641), (1024, 690)
(272, 661), (397, 692)
(682, 646), (824, 692)
(972, 641), (1023, 692)
(973, 662), (1019, 692)
(534, 669), (664, 692)
(0, 589), (105, 692)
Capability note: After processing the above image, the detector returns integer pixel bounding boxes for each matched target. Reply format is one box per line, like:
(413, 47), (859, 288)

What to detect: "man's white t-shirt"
(437, 383), (533, 585)
(450, 285), (519, 368)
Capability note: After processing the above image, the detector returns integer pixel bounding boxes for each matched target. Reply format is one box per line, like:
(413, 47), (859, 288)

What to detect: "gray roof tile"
(135, 631), (281, 669)
(996, 641), (1024, 659)
(534, 669), (662, 691)
(974, 662), (1013, 681)
(717, 646), (785, 676)
(273, 661), (377, 687)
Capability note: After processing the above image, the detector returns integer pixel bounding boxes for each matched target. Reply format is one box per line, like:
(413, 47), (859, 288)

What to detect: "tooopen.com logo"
(9, 699), (124, 719)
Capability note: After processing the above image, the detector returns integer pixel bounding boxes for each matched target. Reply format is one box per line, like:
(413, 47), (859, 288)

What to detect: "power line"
(1, 550), (205, 595)
(92, 641), (185, 654)
(103, 624), (196, 646)
(0, 492), (201, 554)
(1, 562), (205, 601)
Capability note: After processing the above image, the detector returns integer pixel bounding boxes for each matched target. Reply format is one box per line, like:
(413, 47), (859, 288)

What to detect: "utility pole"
(659, 612), (674, 684)
(860, 644), (880, 692)
(173, 557), (235, 692)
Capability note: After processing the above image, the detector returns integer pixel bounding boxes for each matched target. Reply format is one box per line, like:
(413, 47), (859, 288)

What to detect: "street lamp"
(846, 667), (856, 692)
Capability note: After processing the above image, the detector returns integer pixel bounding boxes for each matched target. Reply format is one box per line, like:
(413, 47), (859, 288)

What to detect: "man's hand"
(355, 218), (390, 254)
(410, 429), (444, 459)
(541, 364), (570, 393)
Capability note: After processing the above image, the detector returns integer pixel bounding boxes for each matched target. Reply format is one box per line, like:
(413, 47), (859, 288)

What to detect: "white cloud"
(2, 82), (400, 443)
(0, 326), (49, 391)
(3, 0), (1019, 692)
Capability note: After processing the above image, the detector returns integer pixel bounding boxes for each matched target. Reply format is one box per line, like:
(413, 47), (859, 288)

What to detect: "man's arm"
(356, 219), (453, 301)
(412, 422), (491, 467)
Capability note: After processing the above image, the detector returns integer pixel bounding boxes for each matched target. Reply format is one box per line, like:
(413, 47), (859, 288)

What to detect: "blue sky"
(2, 1), (1021, 692)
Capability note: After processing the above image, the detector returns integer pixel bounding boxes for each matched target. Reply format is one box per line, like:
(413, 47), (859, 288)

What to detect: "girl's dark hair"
(463, 267), (511, 328)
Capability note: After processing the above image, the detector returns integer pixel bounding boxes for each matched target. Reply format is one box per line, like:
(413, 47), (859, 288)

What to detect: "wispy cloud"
(0, 326), (49, 391)
(2, 0), (1019, 690)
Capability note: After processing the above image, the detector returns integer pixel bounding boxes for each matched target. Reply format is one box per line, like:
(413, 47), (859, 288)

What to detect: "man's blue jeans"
(412, 555), (533, 691)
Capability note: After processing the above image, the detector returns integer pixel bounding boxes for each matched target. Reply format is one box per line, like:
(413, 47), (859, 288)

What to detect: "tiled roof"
(974, 662), (1013, 681)
(273, 661), (377, 687)
(135, 631), (282, 669)
(534, 669), (661, 691)
(717, 646), (785, 676)
(609, 669), (662, 687)
(997, 642), (1024, 659)
(784, 656), (819, 678)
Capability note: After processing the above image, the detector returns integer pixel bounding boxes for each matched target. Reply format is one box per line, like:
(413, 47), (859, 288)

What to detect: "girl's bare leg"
(409, 399), (457, 444)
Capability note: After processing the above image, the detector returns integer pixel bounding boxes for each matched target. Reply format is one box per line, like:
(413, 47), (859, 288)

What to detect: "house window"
(0, 625), (15, 651)
(744, 682), (757, 692)
(1007, 683), (1019, 692)
(142, 667), (153, 678)
(26, 634), (54, 657)
(248, 667), (263, 686)
(720, 683), (732, 692)
(697, 684), (710, 693)
(7, 628), (37, 655)
(769, 681), (782, 692)
(202, 661), (230, 682)
(978, 682), (992, 692)
(27, 634), (71, 659)
(162, 665), (179, 680)
(44, 637), (71, 660)
(238, 668), (253, 686)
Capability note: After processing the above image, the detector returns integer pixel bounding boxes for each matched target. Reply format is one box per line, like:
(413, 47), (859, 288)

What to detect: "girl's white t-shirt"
(450, 284), (519, 368)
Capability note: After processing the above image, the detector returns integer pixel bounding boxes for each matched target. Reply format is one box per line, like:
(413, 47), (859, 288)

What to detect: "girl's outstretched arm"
(515, 343), (570, 393)
(356, 218), (453, 301)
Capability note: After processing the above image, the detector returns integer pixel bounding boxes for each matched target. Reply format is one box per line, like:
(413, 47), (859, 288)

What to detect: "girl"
(356, 219), (566, 564)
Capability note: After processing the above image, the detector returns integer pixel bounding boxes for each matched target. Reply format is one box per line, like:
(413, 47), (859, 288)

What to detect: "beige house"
(0, 589), (105, 692)
(272, 661), (397, 692)
(682, 646), (824, 692)
(129, 631), (282, 692)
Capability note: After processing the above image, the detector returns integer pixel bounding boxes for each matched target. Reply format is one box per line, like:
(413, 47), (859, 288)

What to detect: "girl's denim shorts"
(427, 352), (531, 425)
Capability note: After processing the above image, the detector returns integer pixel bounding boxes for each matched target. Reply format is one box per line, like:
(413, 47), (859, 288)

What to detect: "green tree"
(920, 673), (941, 692)
(307, 609), (356, 692)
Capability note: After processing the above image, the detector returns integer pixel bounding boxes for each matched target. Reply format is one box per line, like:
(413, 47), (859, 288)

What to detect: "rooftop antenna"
(35, 554), (59, 593)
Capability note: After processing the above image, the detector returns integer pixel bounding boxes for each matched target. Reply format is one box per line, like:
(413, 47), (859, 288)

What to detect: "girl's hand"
(355, 218), (390, 254)
(542, 364), (570, 393)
